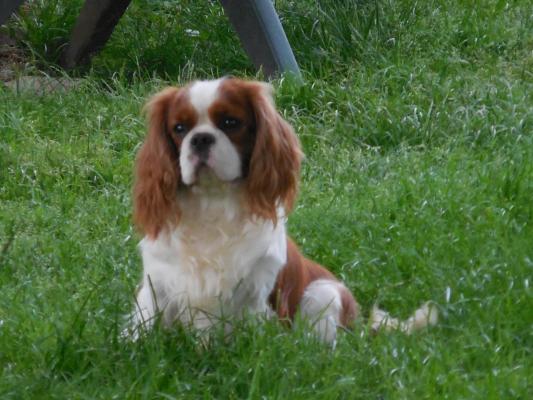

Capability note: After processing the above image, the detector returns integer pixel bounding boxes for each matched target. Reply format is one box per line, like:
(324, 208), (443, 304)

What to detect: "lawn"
(1, 0), (532, 398)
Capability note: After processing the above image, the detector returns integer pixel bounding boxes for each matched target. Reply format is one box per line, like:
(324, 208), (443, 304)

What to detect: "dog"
(127, 78), (437, 343)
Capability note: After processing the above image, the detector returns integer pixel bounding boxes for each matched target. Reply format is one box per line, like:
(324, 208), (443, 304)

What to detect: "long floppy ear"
(133, 87), (181, 238)
(245, 83), (303, 222)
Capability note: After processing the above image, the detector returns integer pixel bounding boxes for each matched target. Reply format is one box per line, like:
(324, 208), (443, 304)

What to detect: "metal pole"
(220, 0), (302, 80)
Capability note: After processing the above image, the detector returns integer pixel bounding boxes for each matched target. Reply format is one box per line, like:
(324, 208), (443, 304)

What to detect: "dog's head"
(133, 78), (302, 238)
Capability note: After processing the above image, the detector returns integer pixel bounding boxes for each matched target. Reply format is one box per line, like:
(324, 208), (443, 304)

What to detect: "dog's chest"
(140, 190), (287, 316)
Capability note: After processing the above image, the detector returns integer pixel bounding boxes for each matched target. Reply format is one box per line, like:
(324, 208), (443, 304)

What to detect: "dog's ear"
(133, 88), (181, 238)
(245, 83), (303, 222)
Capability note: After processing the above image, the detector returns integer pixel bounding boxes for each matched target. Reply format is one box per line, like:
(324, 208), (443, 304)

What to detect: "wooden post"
(60, 0), (131, 69)
(0, 0), (26, 26)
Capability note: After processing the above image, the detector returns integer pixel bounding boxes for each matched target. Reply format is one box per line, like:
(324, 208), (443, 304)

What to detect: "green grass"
(1, 0), (533, 398)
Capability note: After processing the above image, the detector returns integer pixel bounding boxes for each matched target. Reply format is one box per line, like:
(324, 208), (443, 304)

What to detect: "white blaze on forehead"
(188, 79), (224, 118)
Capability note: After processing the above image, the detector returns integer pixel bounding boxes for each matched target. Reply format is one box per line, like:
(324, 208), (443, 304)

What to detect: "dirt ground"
(0, 30), (26, 82)
(0, 29), (82, 93)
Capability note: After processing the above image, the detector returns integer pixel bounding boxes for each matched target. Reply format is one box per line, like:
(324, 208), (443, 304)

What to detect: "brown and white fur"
(128, 78), (436, 344)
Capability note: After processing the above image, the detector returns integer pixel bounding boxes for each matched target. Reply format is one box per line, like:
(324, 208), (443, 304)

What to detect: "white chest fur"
(133, 180), (287, 331)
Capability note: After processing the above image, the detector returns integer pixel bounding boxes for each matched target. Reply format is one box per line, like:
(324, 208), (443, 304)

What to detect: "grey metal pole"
(220, 0), (302, 80)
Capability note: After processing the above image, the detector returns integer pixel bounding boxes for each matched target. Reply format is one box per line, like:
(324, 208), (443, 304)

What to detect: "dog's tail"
(369, 302), (438, 334)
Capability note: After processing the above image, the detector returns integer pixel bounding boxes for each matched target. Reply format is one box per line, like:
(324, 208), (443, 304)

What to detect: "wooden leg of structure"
(60, 0), (131, 69)
(0, 0), (26, 26)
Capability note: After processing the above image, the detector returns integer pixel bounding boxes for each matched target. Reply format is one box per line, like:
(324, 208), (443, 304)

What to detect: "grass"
(1, 0), (532, 398)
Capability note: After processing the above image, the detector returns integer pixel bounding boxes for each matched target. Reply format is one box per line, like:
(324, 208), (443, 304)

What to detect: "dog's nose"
(190, 133), (216, 157)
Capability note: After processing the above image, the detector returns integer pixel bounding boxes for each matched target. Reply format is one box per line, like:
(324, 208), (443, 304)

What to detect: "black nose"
(190, 133), (216, 156)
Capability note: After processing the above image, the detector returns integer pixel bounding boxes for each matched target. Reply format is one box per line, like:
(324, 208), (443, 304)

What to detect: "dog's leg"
(123, 275), (162, 339)
(299, 279), (358, 346)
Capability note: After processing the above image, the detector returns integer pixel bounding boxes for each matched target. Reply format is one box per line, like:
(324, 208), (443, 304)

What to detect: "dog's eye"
(219, 117), (241, 131)
(173, 123), (188, 135)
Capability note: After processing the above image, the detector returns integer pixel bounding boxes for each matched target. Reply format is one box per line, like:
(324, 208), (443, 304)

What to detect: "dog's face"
(165, 79), (257, 185)
(133, 78), (302, 238)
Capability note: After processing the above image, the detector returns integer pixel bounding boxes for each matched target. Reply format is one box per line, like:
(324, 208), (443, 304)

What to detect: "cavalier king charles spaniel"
(127, 78), (437, 344)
